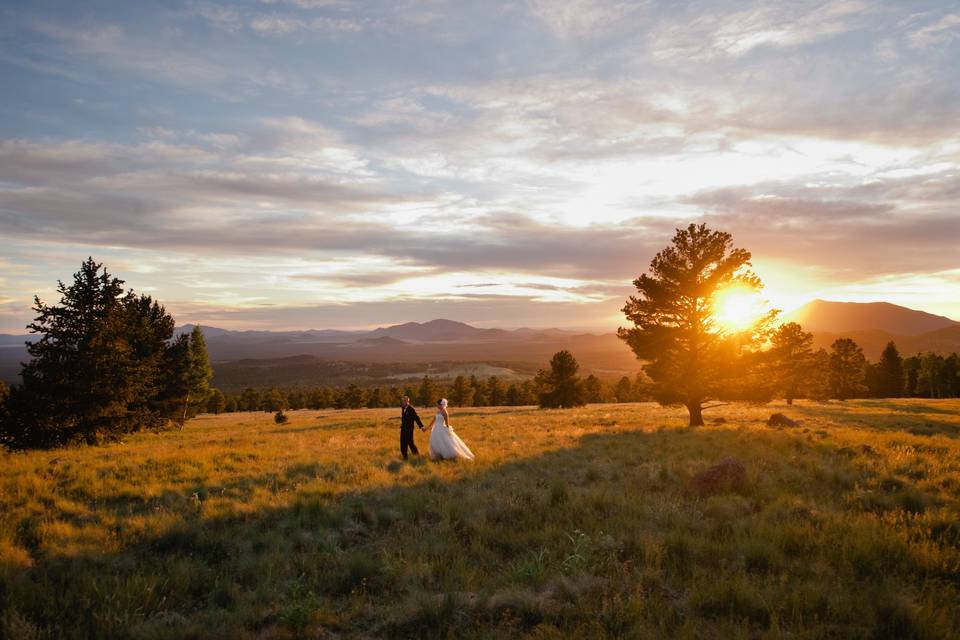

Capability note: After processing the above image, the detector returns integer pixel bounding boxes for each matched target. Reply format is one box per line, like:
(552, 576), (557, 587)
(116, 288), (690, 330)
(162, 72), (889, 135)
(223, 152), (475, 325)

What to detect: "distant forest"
(205, 335), (960, 414)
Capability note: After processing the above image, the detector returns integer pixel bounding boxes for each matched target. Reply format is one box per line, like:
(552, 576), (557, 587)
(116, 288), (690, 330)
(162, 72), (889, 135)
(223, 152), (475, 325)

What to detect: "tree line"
(765, 327), (960, 402)
(0, 259), (213, 449)
(197, 332), (959, 419)
(205, 350), (652, 414)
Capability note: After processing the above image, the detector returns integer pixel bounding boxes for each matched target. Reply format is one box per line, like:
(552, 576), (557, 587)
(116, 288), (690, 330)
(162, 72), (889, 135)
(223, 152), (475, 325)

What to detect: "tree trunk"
(181, 391), (190, 429)
(687, 401), (704, 427)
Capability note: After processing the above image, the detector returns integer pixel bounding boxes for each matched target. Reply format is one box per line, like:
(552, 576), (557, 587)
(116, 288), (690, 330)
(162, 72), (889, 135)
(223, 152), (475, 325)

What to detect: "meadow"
(1, 400), (959, 639)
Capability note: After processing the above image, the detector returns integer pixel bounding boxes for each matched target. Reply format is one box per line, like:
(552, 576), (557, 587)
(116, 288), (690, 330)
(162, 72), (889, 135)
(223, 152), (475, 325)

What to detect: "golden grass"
(1, 400), (959, 638)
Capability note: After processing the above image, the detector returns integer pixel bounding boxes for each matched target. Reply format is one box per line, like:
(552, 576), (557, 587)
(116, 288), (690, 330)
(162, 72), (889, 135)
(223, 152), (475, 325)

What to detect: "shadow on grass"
(2, 424), (957, 639)
(790, 401), (960, 439)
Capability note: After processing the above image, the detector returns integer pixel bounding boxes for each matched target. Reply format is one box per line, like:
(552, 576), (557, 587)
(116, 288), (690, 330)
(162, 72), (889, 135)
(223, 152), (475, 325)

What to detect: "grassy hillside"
(2, 401), (959, 638)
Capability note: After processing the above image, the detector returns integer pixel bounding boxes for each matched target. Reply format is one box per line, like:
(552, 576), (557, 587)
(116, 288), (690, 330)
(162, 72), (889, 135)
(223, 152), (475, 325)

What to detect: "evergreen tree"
(614, 376), (633, 403)
(287, 391), (305, 410)
(768, 322), (814, 405)
(0, 380), (9, 429)
(903, 356), (920, 396)
(807, 349), (832, 402)
(3, 258), (177, 447)
(876, 341), (904, 398)
(156, 334), (191, 424)
(619, 224), (777, 426)
(366, 387), (385, 408)
(239, 387), (261, 411)
(307, 387), (334, 409)
(917, 352), (946, 398)
(583, 374), (604, 404)
(207, 389), (226, 414)
(340, 384), (366, 409)
(449, 375), (474, 407)
(387, 386), (401, 406)
(120, 292), (179, 426)
(181, 326), (213, 423)
(828, 338), (867, 400)
(470, 375), (488, 406)
(864, 362), (882, 398)
(538, 350), (585, 409)
(486, 376), (506, 406)
(943, 354), (959, 397)
(262, 388), (287, 412)
(519, 380), (538, 405)
(417, 376), (437, 406)
(633, 373), (652, 401)
(505, 383), (522, 405)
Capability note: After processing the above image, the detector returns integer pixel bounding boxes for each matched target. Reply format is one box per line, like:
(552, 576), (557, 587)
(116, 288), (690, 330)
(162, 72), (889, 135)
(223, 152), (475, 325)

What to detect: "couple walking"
(400, 396), (475, 461)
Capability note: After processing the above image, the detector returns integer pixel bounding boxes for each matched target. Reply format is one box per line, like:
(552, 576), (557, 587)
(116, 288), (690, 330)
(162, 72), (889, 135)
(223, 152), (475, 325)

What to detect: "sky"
(1, 0), (959, 333)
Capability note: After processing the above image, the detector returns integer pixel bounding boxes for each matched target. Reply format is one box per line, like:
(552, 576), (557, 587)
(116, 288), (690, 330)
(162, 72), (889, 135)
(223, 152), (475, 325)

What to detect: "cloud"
(3, 0), (960, 331)
(248, 13), (369, 35)
(649, 1), (873, 61)
(528, 0), (646, 40)
(905, 12), (960, 48)
(27, 19), (309, 95)
(687, 182), (960, 280)
(193, 2), (243, 32)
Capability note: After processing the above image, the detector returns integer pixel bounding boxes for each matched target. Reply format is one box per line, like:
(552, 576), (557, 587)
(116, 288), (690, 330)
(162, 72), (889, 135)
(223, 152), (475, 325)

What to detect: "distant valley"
(2, 303), (958, 390)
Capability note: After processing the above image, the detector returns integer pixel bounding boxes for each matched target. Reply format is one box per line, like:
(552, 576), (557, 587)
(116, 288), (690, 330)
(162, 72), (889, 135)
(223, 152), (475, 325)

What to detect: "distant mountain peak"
(782, 299), (958, 336)
(368, 318), (484, 342)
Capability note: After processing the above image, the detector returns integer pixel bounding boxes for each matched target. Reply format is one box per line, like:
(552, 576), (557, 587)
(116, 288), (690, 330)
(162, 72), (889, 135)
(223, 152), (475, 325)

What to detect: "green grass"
(2, 400), (959, 638)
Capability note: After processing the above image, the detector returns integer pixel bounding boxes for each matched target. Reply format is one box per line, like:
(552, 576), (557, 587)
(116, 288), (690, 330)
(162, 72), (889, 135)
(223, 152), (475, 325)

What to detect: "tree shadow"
(2, 423), (957, 639)
(789, 401), (960, 439)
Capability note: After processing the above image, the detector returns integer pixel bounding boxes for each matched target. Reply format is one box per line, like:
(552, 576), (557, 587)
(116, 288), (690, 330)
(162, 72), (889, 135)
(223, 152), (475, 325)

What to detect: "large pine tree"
(1, 259), (179, 447)
(0, 259), (212, 449)
(619, 224), (776, 426)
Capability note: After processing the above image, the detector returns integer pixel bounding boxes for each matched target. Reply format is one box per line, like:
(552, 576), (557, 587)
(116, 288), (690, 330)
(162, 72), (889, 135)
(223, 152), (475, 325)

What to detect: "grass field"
(2, 400), (959, 639)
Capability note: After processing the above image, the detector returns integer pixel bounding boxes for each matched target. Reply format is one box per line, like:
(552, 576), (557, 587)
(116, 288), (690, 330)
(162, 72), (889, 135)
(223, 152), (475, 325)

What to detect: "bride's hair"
(438, 398), (448, 407)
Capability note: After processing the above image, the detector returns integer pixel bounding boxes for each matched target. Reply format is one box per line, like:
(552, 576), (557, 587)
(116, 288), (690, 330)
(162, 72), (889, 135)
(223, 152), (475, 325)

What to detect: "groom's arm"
(411, 407), (425, 431)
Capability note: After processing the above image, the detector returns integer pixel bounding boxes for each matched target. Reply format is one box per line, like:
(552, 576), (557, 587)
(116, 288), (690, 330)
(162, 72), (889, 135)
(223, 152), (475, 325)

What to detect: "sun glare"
(713, 286), (768, 332)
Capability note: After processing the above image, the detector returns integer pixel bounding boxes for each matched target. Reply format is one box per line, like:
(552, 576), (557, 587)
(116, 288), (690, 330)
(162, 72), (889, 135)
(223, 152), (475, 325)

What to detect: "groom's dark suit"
(400, 404), (425, 459)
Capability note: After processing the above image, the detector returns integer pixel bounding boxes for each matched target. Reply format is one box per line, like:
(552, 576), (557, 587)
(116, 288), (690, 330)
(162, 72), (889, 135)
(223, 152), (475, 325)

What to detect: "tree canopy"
(537, 350), (585, 409)
(0, 259), (212, 449)
(619, 224), (777, 426)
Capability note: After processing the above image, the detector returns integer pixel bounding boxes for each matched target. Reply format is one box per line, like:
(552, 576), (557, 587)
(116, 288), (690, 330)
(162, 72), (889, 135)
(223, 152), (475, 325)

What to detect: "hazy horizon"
(2, 1), (959, 333)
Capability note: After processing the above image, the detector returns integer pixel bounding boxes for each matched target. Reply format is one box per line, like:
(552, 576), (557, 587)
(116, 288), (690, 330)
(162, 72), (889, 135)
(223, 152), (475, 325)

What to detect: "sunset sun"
(713, 286), (768, 332)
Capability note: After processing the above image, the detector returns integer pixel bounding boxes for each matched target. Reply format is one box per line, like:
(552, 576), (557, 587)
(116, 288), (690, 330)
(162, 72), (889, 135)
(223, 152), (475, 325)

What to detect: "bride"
(428, 398), (475, 461)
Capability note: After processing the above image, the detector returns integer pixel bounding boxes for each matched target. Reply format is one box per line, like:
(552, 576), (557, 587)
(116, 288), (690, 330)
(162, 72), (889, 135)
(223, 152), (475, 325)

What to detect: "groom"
(399, 396), (425, 460)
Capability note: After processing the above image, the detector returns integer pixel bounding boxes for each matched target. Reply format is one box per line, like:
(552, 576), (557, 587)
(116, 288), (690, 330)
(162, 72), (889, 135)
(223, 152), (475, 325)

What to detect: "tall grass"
(1, 400), (958, 638)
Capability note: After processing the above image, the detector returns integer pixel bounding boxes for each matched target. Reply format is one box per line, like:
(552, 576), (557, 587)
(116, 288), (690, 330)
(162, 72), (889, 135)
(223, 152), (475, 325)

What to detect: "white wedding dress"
(429, 412), (475, 461)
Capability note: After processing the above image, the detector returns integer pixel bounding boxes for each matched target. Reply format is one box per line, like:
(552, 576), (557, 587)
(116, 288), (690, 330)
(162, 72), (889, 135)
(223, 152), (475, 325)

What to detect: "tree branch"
(700, 402), (729, 410)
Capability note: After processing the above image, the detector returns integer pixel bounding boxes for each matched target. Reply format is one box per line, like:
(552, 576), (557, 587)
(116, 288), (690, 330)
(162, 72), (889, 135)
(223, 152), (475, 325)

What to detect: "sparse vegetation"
(2, 399), (958, 638)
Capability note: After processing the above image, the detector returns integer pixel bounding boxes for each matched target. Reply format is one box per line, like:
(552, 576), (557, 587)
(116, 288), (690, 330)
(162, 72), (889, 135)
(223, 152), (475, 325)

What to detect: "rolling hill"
(779, 300), (960, 358)
(781, 299), (958, 335)
(3, 302), (959, 386)
(0, 320), (640, 388)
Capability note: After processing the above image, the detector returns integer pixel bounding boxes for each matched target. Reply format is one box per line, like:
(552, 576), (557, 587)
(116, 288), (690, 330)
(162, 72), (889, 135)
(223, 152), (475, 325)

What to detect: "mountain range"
(779, 299), (960, 358)
(1, 300), (958, 386)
